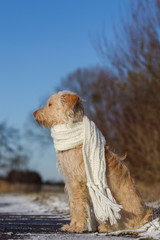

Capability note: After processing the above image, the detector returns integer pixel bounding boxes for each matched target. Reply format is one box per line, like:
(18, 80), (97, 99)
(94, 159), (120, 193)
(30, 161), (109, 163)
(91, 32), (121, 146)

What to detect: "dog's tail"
(105, 146), (127, 161)
(119, 152), (127, 161)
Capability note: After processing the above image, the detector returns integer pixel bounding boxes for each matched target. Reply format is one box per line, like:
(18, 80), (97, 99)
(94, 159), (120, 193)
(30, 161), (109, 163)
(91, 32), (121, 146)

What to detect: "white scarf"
(51, 115), (122, 225)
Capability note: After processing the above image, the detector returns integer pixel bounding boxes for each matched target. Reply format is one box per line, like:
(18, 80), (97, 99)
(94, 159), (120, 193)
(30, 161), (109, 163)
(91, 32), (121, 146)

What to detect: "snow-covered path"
(0, 194), (159, 240)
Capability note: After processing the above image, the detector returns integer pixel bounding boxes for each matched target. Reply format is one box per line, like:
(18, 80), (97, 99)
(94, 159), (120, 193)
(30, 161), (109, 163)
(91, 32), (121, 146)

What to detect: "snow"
(107, 218), (160, 240)
(0, 193), (160, 240)
(0, 194), (50, 214)
(0, 193), (69, 215)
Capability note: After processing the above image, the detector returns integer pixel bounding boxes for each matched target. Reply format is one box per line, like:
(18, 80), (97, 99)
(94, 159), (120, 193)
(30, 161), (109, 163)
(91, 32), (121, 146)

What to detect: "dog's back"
(105, 149), (152, 231)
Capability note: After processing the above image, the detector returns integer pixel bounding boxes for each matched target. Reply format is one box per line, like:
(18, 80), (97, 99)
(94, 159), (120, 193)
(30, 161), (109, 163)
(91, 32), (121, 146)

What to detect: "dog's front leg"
(62, 182), (96, 233)
(61, 185), (77, 232)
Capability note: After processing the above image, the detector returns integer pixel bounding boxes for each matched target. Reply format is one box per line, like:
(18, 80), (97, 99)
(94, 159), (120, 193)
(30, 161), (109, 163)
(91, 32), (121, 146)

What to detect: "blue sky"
(0, 0), (125, 181)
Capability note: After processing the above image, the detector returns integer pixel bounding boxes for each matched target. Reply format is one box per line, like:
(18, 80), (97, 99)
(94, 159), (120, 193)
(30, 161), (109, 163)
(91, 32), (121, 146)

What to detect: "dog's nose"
(33, 110), (38, 117)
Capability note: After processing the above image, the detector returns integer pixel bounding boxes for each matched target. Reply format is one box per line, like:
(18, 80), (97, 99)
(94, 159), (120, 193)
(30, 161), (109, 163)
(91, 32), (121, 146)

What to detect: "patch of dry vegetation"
(0, 180), (41, 193)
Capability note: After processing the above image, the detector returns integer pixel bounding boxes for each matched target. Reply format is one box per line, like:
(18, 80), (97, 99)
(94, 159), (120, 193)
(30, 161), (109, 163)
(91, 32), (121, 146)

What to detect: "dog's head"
(33, 91), (84, 128)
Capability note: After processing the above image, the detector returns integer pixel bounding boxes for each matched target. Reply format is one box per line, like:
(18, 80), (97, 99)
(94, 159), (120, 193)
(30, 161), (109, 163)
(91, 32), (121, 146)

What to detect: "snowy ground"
(0, 193), (160, 240)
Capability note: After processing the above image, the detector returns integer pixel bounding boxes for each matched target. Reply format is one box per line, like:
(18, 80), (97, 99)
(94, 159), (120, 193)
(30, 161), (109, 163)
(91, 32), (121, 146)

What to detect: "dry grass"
(0, 180), (41, 193)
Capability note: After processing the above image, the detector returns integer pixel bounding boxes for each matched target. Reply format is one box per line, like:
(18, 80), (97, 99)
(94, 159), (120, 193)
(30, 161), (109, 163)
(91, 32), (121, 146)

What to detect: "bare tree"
(97, 0), (160, 182)
(60, 0), (160, 183)
(0, 122), (29, 177)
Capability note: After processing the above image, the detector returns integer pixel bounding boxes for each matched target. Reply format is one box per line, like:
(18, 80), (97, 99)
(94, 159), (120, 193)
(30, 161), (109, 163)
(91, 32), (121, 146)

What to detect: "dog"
(33, 90), (152, 233)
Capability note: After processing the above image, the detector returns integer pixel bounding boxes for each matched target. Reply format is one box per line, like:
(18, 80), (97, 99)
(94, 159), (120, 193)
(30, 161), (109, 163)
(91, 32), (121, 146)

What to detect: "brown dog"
(33, 90), (152, 233)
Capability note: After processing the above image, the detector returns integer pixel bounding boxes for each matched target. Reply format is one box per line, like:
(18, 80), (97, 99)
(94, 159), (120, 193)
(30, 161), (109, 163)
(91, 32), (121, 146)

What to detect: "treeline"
(60, 0), (160, 183)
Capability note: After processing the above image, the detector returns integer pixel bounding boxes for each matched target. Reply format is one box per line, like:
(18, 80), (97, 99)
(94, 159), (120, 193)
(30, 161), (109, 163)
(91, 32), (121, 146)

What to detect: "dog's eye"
(48, 103), (52, 107)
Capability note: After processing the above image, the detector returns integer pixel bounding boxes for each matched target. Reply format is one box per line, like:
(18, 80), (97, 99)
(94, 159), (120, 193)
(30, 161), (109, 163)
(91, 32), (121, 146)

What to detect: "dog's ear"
(62, 94), (79, 109)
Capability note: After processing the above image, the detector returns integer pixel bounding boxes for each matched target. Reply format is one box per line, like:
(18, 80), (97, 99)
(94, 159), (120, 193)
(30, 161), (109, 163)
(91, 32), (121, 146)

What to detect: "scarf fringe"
(87, 183), (122, 225)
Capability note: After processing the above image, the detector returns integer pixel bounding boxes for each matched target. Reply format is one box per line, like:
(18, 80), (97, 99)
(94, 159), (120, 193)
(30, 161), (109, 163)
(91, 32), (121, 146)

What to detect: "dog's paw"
(69, 224), (88, 233)
(61, 224), (71, 232)
(98, 224), (112, 233)
(61, 223), (79, 232)
(61, 223), (87, 233)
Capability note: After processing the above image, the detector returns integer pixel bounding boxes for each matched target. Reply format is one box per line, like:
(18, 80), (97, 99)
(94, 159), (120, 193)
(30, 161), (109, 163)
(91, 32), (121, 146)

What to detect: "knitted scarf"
(51, 115), (122, 225)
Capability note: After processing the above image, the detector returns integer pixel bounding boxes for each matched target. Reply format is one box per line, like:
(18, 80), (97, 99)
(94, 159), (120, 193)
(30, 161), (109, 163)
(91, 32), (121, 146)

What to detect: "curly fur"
(33, 91), (152, 233)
